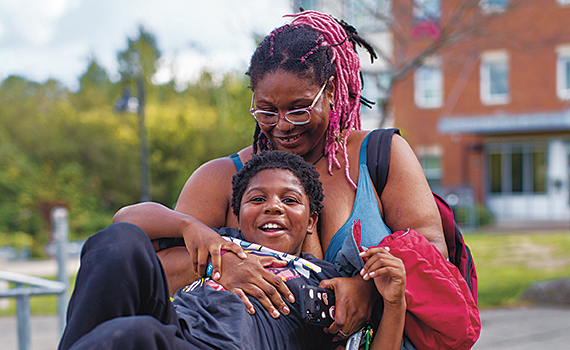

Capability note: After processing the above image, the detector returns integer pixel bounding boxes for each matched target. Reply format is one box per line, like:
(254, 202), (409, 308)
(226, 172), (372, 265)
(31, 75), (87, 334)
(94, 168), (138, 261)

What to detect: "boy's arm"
(359, 247), (406, 350)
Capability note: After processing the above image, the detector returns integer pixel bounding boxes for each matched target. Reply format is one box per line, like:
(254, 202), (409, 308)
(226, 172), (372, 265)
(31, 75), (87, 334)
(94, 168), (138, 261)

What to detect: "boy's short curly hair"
(231, 151), (324, 217)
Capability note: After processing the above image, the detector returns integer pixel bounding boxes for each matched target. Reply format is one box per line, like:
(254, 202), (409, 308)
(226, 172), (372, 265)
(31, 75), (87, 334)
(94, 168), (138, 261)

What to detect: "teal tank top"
(229, 134), (392, 273)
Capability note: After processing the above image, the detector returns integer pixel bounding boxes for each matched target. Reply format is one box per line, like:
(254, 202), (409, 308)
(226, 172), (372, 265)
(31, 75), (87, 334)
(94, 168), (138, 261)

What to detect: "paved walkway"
(1, 306), (570, 349)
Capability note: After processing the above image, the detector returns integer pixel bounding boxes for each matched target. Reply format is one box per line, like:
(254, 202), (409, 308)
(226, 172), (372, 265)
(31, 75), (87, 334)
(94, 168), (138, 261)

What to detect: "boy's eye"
(282, 197), (300, 204)
(249, 197), (265, 202)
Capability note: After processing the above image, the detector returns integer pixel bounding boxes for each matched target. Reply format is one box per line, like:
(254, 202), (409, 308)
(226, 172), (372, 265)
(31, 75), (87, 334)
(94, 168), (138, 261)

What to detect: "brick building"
(293, 0), (570, 225)
(390, 0), (570, 225)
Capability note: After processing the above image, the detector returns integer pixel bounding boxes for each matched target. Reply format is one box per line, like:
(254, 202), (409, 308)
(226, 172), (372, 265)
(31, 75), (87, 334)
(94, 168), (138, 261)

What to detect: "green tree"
(73, 57), (115, 110)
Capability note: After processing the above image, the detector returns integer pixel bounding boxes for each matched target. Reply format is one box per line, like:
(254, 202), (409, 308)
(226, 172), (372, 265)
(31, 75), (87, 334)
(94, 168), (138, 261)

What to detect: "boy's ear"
(307, 213), (318, 235)
(235, 215), (241, 232)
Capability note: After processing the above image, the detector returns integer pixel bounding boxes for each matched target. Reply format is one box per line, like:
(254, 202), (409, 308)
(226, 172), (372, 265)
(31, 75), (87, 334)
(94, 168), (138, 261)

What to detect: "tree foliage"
(0, 29), (254, 256)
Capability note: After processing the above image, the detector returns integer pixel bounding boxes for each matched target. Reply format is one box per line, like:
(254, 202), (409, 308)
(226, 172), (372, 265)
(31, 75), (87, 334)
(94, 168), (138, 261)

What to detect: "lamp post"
(114, 76), (151, 202)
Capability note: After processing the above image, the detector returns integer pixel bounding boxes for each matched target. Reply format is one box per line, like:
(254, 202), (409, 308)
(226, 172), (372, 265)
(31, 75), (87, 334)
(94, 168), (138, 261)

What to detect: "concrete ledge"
(521, 279), (570, 305)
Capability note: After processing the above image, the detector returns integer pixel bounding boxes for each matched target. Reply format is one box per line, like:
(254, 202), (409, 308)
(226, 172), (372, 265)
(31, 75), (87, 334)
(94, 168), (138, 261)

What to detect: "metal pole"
(15, 286), (31, 350)
(137, 75), (150, 202)
(51, 206), (69, 334)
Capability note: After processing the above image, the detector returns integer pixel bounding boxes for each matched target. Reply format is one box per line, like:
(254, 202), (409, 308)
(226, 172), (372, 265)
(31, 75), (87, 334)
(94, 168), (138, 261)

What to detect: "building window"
(414, 58), (443, 108)
(487, 144), (546, 195)
(417, 146), (442, 191)
(480, 50), (510, 105)
(295, 0), (315, 10)
(413, 0), (441, 21)
(480, 0), (509, 13)
(556, 45), (570, 100)
(347, 0), (391, 31)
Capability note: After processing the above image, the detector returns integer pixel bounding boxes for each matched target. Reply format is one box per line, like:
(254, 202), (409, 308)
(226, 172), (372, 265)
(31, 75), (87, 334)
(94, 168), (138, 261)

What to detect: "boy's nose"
(264, 197), (284, 214)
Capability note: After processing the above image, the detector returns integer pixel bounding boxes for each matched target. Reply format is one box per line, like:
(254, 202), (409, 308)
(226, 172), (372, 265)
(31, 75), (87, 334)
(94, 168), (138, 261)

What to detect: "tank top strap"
(359, 132), (371, 167)
(229, 153), (243, 172)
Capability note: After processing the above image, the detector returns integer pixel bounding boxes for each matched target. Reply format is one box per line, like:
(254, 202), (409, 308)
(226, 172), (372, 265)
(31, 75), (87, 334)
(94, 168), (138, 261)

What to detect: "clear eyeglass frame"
(250, 82), (328, 127)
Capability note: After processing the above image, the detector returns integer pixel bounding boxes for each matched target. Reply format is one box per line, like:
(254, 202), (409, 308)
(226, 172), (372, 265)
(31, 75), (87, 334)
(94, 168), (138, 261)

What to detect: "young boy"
(58, 151), (405, 350)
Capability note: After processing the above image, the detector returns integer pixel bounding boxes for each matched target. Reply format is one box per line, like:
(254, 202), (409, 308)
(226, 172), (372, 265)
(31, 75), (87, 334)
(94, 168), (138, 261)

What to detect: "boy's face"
(237, 168), (317, 256)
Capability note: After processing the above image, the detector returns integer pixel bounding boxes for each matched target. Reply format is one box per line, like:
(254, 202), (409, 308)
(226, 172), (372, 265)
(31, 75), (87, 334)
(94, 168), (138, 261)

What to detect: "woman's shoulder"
(194, 146), (254, 175)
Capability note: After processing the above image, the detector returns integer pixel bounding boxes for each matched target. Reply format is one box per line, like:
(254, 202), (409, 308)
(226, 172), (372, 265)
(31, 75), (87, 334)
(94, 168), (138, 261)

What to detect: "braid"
(247, 10), (377, 189)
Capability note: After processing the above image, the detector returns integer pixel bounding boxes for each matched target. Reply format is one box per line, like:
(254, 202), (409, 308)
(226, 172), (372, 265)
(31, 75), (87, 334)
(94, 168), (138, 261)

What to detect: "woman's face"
(253, 70), (333, 163)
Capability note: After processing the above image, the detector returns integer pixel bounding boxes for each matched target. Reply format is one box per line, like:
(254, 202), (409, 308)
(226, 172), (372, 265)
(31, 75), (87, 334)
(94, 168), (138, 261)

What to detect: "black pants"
(58, 223), (195, 350)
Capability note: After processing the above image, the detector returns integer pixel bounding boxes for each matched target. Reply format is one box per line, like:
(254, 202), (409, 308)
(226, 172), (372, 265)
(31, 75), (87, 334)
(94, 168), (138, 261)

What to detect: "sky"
(0, 0), (292, 90)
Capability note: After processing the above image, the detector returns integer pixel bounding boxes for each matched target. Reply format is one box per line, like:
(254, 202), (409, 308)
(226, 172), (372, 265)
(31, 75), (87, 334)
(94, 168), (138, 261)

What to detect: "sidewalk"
(472, 306), (570, 350)
(1, 306), (570, 349)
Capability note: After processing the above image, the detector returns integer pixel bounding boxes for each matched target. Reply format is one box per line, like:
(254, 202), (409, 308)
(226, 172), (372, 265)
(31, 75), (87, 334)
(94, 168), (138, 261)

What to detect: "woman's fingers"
(218, 254), (294, 317)
(210, 242), (246, 280)
(196, 247), (209, 277)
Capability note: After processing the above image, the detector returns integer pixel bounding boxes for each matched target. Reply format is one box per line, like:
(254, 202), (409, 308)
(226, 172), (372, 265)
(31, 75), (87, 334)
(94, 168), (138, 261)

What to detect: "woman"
(114, 10), (446, 341)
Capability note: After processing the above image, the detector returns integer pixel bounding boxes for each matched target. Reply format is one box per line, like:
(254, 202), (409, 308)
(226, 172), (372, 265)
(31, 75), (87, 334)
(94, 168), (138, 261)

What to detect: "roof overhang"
(438, 109), (570, 135)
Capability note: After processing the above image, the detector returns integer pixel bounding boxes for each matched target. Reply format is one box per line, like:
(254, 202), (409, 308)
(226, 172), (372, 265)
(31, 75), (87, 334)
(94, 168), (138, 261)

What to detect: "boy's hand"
(359, 247), (406, 306)
(319, 276), (376, 338)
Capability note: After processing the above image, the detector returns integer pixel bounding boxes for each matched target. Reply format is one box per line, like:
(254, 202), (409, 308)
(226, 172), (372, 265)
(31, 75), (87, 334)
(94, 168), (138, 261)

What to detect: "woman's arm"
(381, 134), (448, 258)
(113, 201), (246, 281)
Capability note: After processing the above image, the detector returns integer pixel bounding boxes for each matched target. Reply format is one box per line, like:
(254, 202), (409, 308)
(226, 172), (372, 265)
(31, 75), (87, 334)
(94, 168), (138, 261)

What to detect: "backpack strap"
(366, 128), (401, 195)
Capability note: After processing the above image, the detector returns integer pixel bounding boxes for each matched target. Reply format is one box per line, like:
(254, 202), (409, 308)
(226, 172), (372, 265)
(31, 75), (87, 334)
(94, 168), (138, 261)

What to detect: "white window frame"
(417, 145), (443, 187)
(480, 50), (510, 105)
(479, 0), (509, 13)
(414, 57), (443, 109)
(413, 0), (441, 21)
(556, 45), (570, 100)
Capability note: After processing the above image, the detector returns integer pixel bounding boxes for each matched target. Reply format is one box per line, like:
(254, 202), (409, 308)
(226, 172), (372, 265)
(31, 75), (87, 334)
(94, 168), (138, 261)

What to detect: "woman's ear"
(307, 213), (318, 235)
(326, 76), (336, 106)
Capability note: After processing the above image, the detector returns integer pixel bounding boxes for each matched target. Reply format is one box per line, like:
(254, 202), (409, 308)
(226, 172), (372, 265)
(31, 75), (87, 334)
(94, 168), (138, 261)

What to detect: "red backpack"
(366, 128), (478, 303)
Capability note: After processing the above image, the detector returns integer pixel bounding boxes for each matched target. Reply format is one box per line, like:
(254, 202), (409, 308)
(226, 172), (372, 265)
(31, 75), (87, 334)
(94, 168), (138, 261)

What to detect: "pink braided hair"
(286, 11), (362, 189)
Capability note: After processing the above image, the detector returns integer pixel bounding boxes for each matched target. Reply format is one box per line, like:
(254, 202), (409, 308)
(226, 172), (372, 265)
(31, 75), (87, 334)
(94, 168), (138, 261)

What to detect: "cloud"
(0, 0), (291, 88)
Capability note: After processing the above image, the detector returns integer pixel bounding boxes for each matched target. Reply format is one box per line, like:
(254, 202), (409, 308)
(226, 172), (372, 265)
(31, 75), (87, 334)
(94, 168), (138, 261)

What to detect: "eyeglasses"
(250, 82), (328, 127)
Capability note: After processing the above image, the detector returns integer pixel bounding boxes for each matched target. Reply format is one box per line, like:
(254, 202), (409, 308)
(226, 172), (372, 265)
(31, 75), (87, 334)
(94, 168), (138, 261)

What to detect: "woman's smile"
(253, 70), (332, 163)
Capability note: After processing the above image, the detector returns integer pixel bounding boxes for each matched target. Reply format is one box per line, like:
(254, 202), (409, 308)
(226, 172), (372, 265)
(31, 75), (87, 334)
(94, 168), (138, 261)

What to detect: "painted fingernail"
(248, 307), (255, 314)
(272, 309), (280, 318)
(288, 295), (295, 303)
(360, 268), (365, 276)
(283, 306), (290, 314)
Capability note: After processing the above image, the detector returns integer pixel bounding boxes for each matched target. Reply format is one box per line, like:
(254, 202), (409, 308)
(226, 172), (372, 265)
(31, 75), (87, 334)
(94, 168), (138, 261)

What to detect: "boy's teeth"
(263, 223), (281, 229)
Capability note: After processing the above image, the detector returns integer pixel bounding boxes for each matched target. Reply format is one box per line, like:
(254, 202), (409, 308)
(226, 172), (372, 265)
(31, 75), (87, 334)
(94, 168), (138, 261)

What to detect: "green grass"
(464, 230), (570, 308)
(2, 231), (570, 315)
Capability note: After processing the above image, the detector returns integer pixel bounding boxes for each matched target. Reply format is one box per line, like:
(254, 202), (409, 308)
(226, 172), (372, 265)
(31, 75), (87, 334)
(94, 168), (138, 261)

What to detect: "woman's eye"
(288, 109), (308, 116)
(250, 197), (265, 203)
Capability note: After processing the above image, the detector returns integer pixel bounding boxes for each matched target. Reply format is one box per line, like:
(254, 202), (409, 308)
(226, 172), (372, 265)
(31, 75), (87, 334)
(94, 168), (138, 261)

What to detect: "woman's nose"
(274, 116), (294, 132)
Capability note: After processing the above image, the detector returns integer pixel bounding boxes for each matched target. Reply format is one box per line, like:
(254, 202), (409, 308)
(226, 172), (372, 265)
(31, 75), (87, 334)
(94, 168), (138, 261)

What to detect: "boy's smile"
(237, 168), (317, 256)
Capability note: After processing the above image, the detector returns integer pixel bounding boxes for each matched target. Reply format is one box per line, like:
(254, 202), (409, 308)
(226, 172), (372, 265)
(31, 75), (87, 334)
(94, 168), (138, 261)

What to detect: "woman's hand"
(318, 276), (377, 338)
(216, 253), (295, 318)
(181, 223), (246, 280)
(359, 247), (406, 307)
